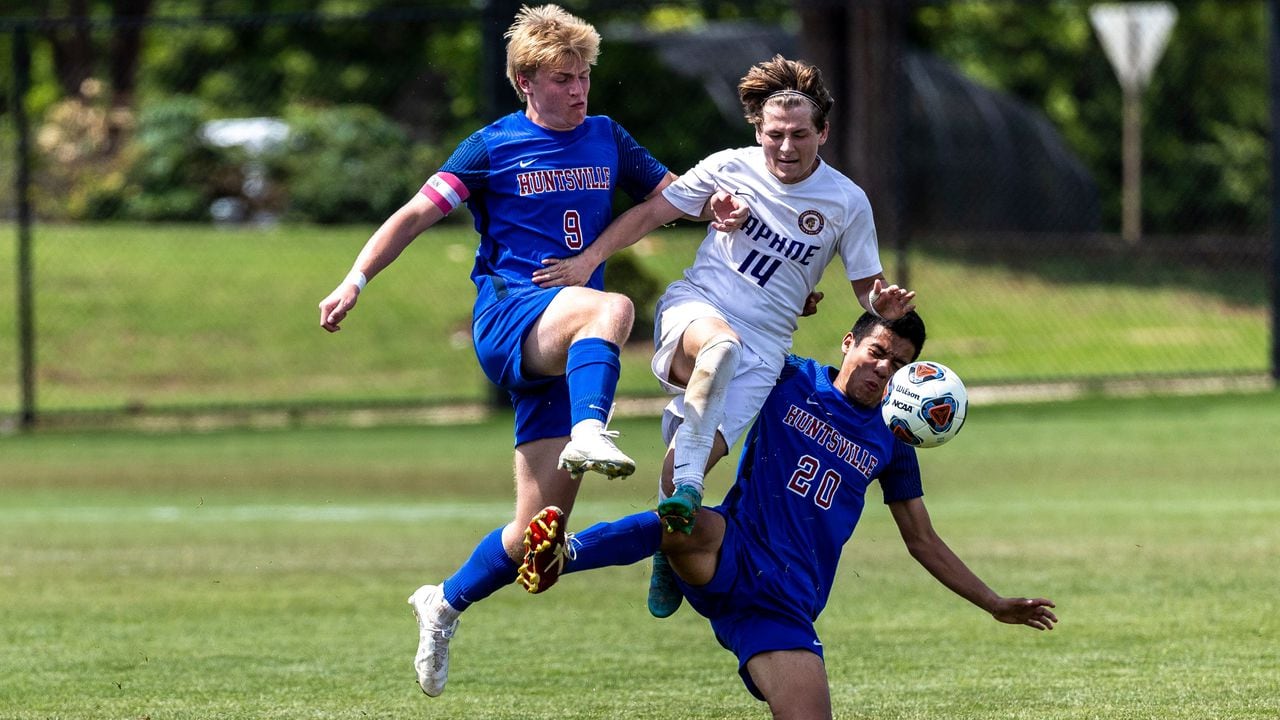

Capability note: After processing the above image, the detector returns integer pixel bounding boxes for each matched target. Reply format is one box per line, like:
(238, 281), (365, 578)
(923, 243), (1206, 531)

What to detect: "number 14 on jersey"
(738, 249), (781, 287)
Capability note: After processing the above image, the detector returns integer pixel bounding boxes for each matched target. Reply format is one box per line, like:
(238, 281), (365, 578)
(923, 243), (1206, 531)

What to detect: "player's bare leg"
(507, 437), (584, 559)
(746, 649), (833, 720)
(650, 448), (727, 619)
(526, 287), (637, 479)
(510, 440), (584, 599)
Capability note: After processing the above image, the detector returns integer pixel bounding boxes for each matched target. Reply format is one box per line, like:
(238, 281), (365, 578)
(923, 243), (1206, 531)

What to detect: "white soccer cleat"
(557, 426), (635, 479)
(407, 584), (459, 697)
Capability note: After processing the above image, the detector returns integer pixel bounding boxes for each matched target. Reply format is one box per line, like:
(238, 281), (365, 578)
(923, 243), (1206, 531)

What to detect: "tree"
(908, 1), (1268, 235)
(796, 0), (909, 254)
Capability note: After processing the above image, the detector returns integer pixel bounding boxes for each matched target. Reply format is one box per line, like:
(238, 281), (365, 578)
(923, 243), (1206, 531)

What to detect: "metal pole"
(1122, 15), (1143, 245)
(13, 25), (37, 429)
(1269, 0), (1280, 382)
(1121, 88), (1142, 245)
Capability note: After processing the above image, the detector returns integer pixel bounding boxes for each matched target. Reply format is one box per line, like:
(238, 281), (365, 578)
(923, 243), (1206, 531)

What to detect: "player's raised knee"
(699, 333), (742, 363)
(598, 291), (634, 322)
(595, 291), (635, 339)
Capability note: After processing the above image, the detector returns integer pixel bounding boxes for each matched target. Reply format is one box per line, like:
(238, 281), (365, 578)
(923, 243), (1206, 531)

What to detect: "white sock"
(672, 335), (741, 493)
(672, 425), (713, 492)
(435, 597), (461, 624)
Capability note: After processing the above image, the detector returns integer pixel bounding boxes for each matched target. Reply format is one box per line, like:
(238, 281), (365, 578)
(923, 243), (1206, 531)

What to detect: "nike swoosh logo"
(519, 159), (536, 168)
(812, 639), (823, 647)
(674, 463), (690, 470)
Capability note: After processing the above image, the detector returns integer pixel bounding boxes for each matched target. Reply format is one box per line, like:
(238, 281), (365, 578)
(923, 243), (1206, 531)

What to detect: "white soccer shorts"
(650, 281), (788, 448)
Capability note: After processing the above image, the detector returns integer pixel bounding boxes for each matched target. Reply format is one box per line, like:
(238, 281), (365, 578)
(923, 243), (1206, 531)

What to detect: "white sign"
(201, 117), (290, 155)
(1089, 2), (1178, 92)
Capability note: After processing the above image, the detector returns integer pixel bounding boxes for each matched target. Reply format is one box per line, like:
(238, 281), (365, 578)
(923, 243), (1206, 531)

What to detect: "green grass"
(2, 390), (1278, 718)
(0, 221), (1269, 416)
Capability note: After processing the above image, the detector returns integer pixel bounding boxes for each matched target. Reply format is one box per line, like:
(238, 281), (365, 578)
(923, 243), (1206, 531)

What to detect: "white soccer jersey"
(662, 146), (882, 358)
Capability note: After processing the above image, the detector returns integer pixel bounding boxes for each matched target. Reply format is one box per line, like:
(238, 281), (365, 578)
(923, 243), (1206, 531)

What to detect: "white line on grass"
(0, 500), (652, 524)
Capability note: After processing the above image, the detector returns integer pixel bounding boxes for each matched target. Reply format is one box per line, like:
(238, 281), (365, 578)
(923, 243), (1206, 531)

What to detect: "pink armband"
(420, 172), (469, 215)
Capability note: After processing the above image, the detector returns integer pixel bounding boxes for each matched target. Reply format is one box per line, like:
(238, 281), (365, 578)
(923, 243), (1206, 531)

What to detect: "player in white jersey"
(532, 55), (915, 617)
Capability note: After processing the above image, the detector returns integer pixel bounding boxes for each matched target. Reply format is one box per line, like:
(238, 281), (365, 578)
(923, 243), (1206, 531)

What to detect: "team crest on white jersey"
(798, 209), (825, 235)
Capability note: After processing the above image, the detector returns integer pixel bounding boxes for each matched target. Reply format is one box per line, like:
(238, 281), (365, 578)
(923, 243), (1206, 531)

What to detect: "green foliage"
(270, 104), (431, 224)
(1146, 2), (1269, 233)
(27, 86), (135, 220)
(604, 249), (664, 342)
(21, 90), (446, 223)
(2, 2), (1271, 232)
(910, 1), (1269, 234)
(121, 96), (237, 221)
(424, 23), (486, 135)
(137, 6), (452, 117)
(592, 41), (755, 177)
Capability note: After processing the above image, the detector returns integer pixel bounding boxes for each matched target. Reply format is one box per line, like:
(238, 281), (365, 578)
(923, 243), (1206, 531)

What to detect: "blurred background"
(1, 0), (1275, 431)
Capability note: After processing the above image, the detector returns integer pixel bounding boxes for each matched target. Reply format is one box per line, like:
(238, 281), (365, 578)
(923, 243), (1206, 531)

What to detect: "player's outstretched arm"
(532, 193), (685, 288)
(888, 498), (1056, 631)
(319, 193), (445, 332)
(850, 275), (916, 321)
(988, 596), (1058, 631)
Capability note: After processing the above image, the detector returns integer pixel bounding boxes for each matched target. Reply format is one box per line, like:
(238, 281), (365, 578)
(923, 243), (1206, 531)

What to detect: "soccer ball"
(881, 361), (968, 448)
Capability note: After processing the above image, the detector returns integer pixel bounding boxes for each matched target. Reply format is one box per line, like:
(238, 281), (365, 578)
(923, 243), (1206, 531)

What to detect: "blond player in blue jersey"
(317, 4), (678, 698)
(532, 55), (916, 617)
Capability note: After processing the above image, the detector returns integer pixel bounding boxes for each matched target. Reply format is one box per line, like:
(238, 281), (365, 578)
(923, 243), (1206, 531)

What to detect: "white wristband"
(345, 270), (368, 292)
(867, 287), (882, 318)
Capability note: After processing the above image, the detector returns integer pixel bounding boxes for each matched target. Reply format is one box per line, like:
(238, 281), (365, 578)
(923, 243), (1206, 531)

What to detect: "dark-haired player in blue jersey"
(317, 4), (677, 698)
(518, 311), (1057, 718)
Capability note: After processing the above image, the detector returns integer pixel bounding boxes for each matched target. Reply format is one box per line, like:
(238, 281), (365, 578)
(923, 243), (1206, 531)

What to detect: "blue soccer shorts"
(676, 508), (825, 701)
(471, 276), (571, 446)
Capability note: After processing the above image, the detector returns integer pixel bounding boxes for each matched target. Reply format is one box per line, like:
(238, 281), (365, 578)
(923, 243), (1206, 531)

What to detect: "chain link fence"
(1, 0), (1275, 429)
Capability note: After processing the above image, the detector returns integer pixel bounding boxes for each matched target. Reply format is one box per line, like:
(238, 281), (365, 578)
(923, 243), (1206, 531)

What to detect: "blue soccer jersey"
(439, 111), (669, 291)
(718, 354), (923, 619)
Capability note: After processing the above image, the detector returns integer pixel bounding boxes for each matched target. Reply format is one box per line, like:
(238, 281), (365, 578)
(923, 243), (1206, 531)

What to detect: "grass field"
(2, 390), (1278, 719)
(0, 221), (1268, 415)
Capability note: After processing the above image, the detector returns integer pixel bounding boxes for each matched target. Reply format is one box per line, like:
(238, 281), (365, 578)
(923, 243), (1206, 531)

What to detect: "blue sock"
(563, 511), (664, 574)
(565, 338), (621, 425)
(441, 527), (516, 611)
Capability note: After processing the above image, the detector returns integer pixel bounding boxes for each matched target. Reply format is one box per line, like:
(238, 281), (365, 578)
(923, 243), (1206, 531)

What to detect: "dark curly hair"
(851, 310), (927, 362)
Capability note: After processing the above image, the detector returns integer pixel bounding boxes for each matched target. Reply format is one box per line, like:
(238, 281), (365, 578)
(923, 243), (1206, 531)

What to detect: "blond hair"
(738, 55), (834, 130)
(505, 4), (601, 102)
